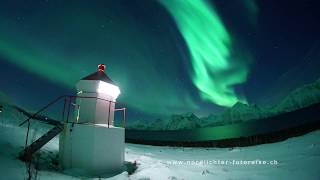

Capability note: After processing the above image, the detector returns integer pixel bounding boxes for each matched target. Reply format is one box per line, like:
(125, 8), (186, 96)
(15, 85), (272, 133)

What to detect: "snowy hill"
(148, 118), (169, 130)
(127, 113), (201, 131)
(1, 106), (320, 179)
(126, 119), (151, 130)
(221, 102), (268, 122)
(0, 95), (27, 128)
(165, 113), (201, 130)
(202, 102), (270, 127)
(274, 79), (320, 113)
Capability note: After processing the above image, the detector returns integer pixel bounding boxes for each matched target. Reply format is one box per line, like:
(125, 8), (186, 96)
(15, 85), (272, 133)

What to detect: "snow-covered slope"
(126, 130), (320, 180)
(205, 79), (320, 126)
(221, 102), (268, 121)
(274, 79), (320, 113)
(202, 102), (270, 127)
(127, 113), (202, 130)
(126, 119), (151, 130)
(165, 113), (201, 130)
(1, 108), (320, 179)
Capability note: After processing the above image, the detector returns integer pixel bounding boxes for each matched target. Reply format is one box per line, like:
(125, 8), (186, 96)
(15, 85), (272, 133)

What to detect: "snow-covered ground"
(126, 131), (320, 180)
(0, 105), (320, 180)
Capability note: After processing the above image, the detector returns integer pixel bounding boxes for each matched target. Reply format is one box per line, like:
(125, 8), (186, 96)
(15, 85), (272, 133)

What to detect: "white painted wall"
(95, 93), (115, 125)
(74, 92), (97, 123)
(59, 123), (125, 176)
(60, 79), (124, 176)
(75, 80), (116, 125)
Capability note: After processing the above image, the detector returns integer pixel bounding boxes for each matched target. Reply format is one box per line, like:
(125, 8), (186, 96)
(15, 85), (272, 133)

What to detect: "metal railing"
(19, 95), (127, 149)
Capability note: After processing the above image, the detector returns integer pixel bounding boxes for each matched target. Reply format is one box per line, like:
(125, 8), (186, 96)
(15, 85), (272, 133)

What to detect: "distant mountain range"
(1, 79), (320, 131)
(273, 79), (320, 113)
(127, 78), (320, 130)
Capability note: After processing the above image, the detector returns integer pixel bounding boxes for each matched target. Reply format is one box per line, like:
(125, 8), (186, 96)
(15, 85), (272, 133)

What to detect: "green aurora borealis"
(158, 0), (249, 107)
(0, 0), (249, 114)
(0, 1), (201, 115)
(1, 0), (319, 118)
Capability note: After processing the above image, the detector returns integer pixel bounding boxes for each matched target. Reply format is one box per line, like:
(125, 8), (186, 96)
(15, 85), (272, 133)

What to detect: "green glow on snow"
(159, 0), (249, 107)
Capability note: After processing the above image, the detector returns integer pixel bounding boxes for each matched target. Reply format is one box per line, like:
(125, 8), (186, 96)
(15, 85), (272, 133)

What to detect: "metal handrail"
(20, 95), (127, 150)
(19, 96), (65, 126)
(19, 95), (126, 126)
(115, 108), (126, 128)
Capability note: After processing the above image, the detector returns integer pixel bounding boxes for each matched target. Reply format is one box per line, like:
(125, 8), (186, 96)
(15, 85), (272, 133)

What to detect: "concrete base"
(59, 123), (125, 176)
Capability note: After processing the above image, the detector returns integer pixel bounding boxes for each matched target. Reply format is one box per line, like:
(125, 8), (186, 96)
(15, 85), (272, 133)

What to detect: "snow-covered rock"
(148, 118), (169, 131)
(221, 102), (269, 122)
(126, 119), (151, 130)
(200, 102), (271, 127)
(127, 113), (201, 131)
(274, 79), (320, 113)
(165, 113), (201, 130)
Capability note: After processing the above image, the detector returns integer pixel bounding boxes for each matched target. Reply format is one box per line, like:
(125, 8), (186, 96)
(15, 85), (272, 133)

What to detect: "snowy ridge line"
(125, 102), (320, 147)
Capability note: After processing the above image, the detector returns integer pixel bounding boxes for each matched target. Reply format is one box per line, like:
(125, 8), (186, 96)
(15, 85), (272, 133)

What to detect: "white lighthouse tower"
(59, 64), (125, 176)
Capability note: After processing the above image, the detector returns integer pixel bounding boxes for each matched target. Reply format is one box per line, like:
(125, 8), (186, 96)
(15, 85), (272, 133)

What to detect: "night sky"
(0, 0), (319, 120)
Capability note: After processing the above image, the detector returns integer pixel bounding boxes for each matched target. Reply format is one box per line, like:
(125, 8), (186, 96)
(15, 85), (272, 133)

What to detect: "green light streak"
(0, 40), (77, 87)
(243, 0), (259, 25)
(0, 2), (199, 115)
(158, 0), (249, 107)
(244, 0), (259, 16)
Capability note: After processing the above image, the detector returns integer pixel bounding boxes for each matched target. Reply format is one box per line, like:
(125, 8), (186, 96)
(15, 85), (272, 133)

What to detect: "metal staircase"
(18, 96), (68, 162)
(18, 95), (126, 162)
(19, 123), (64, 161)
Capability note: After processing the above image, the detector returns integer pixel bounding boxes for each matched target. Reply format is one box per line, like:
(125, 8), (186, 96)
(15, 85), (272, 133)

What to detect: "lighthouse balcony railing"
(64, 95), (126, 128)
(19, 95), (127, 129)
(20, 95), (127, 128)
(19, 95), (126, 150)
(17, 95), (126, 162)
